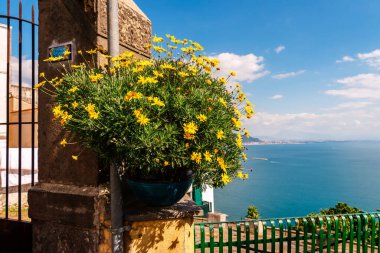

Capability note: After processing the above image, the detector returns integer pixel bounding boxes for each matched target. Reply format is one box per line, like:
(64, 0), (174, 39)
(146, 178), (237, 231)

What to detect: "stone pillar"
(28, 1), (200, 252)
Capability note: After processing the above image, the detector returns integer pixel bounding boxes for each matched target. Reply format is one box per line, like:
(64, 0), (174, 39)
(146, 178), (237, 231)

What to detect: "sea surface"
(214, 141), (380, 220)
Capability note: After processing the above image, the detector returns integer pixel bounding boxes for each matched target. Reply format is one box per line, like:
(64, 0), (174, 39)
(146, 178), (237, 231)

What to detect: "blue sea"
(214, 141), (380, 220)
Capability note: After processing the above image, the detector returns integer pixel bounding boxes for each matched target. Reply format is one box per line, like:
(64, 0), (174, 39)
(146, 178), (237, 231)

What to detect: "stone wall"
(30, 0), (152, 252)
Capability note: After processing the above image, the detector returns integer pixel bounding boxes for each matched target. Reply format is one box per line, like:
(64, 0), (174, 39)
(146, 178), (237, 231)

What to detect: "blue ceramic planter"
(127, 178), (193, 207)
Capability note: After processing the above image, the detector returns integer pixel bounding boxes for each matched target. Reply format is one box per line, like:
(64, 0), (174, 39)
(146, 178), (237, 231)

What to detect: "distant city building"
(0, 24), (38, 147)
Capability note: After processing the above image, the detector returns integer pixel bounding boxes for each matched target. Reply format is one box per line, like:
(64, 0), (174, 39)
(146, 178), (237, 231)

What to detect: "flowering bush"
(38, 35), (254, 188)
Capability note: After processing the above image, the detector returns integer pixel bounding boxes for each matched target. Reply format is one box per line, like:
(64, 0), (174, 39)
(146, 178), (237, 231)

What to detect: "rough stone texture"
(28, 183), (100, 228)
(38, 0), (100, 187)
(97, 0), (152, 58)
(32, 220), (100, 253)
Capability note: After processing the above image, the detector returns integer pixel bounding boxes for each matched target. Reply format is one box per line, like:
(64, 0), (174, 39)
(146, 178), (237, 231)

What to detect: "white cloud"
(326, 88), (380, 99)
(244, 108), (380, 140)
(11, 56), (38, 87)
(325, 73), (380, 99)
(213, 52), (269, 83)
(357, 49), (380, 69)
(327, 102), (373, 110)
(272, 70), (305, 80)
(274, 45), (285, 54)
(270, 94), (283, 100)
(336, 55), (355, 63)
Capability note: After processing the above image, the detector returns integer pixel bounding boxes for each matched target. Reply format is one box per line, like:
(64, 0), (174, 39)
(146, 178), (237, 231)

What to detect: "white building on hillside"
(0, 24), (9, 139)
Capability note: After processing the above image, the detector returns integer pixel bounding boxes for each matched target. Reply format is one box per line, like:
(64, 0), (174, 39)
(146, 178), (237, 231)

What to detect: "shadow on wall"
(127, 218), (193, 253)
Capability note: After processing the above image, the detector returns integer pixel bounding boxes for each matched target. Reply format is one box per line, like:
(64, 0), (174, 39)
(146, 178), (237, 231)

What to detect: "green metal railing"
(194, 212), (380, 253)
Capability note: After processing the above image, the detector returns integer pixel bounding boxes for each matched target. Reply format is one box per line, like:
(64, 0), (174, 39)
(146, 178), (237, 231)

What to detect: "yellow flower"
(72, 155), (78, 161)
(242, 153), (247, 160)
(221, 174), (231, 185)
(216, 130), (225, 140)
(89, 73), (103, 83)
(181, 47), (194, 54)
(236, 133), (243, 149)
(161, 63), (176, 70)
(229, 71), (237, 76)
(219, 77), (227, 85)
(64, 50), (71, 56)
(136, 60), (153, 67)
(219, 98), (228, 107)
(234, 108), (242, 118)
(237, 171), (243, 179)
(60, 111), (72, 125)
(71, 64), (83, 69)
(188, 66), (198, 74)
(184, 133), (195, 140)
(72, 101), (79, 109)
(68, 86), (79, 93)
(183, 122), (198, 135)
(204, 151), (213, 162)
(85, 103), (100, 119)
(217, 157), (228, 173)
(231, 118), (242, 129)
(245, 106), (254, 114)
(43, 56), (64, 62)
(150, 97), (165, 107)
(60, 139), (67, 147)
(136, 114), (150, 126)
(196, 114), (207, 122)
(77, 50), (83, 55)
(34, 81), (46, 89)
(214, 149), (219, 154)
(185, 143), (189, 148)
(120, 51), (135, 59)
(153, 46), (166, 53)
(206, 80), (212, 85)
(55, 78), (64, 86)
(109, 68), (116, 75)
(132, 67), (144, 73)
(133, 109), (142, 118)
(153, 70), (164, 78)
(238, 93), (246, 102)
(125, 91), (143, 101)
(153, 35), (164, 43)
(163, 161), (170, 167)
(178, 71), (189, 78)
(86, 49), (97, 54)
(52, 105), (63, 118)
(137, 76), (158, 85)
(244, 129), (250, 138)
(39, 72), (45, 78)
(190, 152), (202, 164)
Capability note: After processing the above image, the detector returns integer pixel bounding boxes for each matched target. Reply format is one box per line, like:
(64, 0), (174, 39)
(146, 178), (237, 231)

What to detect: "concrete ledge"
(124, 195), (201, 222)
(28, 183), (100, 228)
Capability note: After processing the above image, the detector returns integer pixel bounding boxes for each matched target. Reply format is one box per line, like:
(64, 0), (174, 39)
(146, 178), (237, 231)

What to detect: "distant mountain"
(242, 136), (262, 143)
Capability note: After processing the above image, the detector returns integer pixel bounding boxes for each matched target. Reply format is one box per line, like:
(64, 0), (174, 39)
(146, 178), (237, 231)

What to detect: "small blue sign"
(48, 44), (72, 61)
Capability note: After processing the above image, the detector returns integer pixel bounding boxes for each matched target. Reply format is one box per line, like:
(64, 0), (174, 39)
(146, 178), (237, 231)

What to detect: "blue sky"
(2, 0), (380, 140)
(135, 0), (380, 140)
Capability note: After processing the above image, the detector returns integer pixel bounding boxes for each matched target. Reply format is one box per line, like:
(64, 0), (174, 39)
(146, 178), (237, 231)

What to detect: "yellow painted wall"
(126, 218), (194, 253)
(8, 96), (38, 148)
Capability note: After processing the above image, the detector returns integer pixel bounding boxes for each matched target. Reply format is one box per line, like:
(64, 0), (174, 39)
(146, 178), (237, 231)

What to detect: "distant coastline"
(243, 137), (380, 146)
